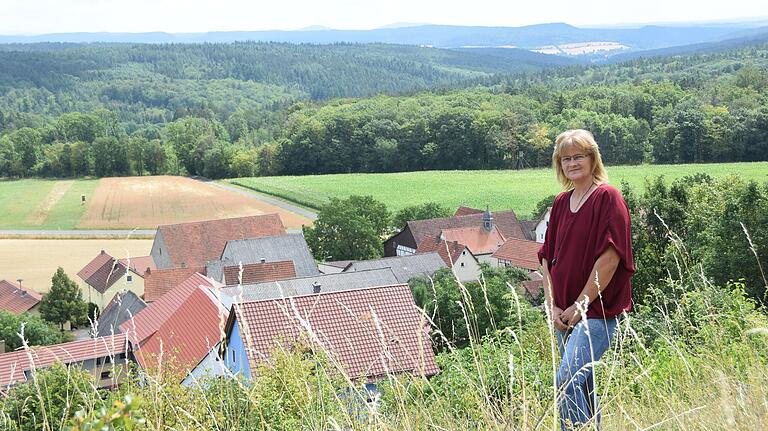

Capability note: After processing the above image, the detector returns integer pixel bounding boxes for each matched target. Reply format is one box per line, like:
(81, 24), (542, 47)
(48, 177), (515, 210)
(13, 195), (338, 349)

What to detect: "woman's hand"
(550, 305), (568, 331)
(559, 303), (583, 328)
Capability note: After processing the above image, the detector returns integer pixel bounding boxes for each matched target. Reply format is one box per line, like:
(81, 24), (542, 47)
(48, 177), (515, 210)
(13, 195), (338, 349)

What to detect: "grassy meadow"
(0, 179), (99, 229)
(227, 162), (768, 217)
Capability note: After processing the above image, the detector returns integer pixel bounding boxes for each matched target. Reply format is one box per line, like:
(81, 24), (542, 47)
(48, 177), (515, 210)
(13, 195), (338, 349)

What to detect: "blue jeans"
(556, 317), (618, 430)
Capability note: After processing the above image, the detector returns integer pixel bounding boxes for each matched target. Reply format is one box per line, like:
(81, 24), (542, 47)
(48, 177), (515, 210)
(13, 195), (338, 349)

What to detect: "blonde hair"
(552, 129), (608, 190)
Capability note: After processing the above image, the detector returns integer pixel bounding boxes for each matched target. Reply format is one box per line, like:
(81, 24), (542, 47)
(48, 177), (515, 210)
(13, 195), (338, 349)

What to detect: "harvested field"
(0, 239), (153, 294)
(78, 176), (311, 229)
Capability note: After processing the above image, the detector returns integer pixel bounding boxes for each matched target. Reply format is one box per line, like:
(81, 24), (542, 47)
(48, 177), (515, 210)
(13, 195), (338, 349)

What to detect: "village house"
(185, 268), (403, 384)
(76, 251), (155, 310)
(492, 238), (542, 272)
(415, 238), (482, 282)
(150, 214), (286, 270)
(219, 282), (439, 386)
(0, 279), (42, 315)
(384, 206), (526, 261)
(0, 334), (132, 390)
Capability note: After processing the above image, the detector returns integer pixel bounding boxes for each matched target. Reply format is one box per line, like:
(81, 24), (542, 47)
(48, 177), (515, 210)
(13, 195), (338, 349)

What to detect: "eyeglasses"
(560, 154), (588, 164)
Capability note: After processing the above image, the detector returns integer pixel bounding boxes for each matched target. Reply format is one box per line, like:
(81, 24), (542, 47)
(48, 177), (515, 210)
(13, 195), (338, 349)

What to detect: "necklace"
(573, 182), (596, 212)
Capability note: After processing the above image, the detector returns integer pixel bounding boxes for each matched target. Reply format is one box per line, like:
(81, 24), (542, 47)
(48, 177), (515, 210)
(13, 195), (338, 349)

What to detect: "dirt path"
(26, 180), (74, 225)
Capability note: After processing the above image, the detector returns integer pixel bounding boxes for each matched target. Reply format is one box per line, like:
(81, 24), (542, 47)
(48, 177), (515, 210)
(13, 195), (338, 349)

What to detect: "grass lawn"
(227, 162), (768, 218)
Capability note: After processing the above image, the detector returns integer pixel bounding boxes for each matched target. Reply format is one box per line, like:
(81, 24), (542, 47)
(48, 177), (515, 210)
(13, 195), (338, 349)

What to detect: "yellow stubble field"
(0, 239), (154, 294)
(78, 176), (311, 229)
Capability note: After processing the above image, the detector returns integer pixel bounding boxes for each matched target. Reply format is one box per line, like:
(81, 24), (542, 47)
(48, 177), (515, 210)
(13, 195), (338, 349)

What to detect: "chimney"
(260, 257), (266, 263)
(312, 281), (321, 294)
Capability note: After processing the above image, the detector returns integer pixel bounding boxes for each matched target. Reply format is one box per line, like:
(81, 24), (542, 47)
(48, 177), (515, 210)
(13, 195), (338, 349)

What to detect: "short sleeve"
(594, 188), (635, 273)
(537, 195), (561, 267)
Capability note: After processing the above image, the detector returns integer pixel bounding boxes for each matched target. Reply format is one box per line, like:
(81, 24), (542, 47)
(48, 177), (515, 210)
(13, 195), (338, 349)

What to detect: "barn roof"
(143, 266), (205, 303)
(415, 238), (469, 267)
(156, 214), (286, 269)
(77, 250), (133, 294)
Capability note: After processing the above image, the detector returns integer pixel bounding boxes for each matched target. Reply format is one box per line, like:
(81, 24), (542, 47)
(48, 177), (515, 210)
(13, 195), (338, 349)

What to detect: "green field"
(227, 162), (768, 218)
(0, 179), (99, 229)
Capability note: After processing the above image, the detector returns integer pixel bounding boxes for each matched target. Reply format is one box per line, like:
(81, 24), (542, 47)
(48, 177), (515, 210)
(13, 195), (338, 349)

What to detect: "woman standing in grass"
(537, 129), (635, 430)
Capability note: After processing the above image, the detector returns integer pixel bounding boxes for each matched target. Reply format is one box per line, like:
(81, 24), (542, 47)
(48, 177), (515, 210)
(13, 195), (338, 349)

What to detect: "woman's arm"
(560, 245), (620, 327)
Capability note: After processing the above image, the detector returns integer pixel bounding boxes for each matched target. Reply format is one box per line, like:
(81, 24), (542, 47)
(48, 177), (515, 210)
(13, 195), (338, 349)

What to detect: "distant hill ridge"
(0, 22), (761, 56)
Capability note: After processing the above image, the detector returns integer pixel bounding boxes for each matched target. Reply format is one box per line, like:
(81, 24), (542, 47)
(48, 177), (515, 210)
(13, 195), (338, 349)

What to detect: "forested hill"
(0, 42), (569, 105)
(0, 40), (766, 179)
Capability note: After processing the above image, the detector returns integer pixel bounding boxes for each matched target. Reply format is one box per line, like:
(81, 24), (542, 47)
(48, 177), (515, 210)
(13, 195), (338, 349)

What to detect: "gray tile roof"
(95, 290), (147, 337)
(345, 252), (447, 283)
(218, 268), (400, 309)
(207, 234), (319, 282)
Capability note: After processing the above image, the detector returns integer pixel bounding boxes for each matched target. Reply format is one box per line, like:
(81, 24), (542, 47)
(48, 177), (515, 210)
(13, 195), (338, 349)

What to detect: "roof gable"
(133, 287), (228, 376)
(0, 280), (42, 314)
(77, 251), (128, 294)
(156, 214), (286, 269)
(415, 238), (468, 266)
(96, 290), (147, 338)
(120, 273), (218, 344)
(230, 284), (439, 380)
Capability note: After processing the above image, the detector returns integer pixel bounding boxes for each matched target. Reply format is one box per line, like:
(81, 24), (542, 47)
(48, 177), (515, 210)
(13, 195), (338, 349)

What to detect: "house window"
(100, 370), (112, 380)
(232, 349), (236, 364)
(127, 275), (133, 283)
(396, 245), (416, 256)
(460, 262), (465, 267)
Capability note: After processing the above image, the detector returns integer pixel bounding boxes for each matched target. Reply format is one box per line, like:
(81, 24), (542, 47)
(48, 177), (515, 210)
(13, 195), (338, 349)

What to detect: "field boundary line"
(212, 179), (320, 218)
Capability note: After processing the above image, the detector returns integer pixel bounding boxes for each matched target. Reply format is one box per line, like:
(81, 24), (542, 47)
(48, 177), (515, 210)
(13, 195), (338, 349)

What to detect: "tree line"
(0, 42), (767, 179)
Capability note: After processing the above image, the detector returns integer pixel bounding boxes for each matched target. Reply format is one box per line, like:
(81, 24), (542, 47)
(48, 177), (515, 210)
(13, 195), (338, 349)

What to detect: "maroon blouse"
(537, 183), (635, 319)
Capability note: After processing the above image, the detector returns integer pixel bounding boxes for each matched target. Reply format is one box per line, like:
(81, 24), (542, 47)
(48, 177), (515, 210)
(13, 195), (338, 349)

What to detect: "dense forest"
(0, 41), (767, 178)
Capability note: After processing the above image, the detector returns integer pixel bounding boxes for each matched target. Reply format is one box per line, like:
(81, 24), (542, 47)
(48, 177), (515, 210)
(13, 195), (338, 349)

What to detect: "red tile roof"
(231, 284), (439, 380)
(120, 273), (218, 345)
(440, 226), (506, 255)
(157, 214), (286, 269)
(0, 280), (42, 314)
(222, 261), (296, 286)
(143, 266), (205, 303)
(0, 334), (128, 387)
(77, 250), (130, 294)
(133, 286), (228, 377)
(521, 279), (543, 298)
(454, 206), (484, 216)
(118, 256), (157, 276)
(416, 238), (467, 267)
(492, 238), (542, 271)
(407, 210), (526, 246)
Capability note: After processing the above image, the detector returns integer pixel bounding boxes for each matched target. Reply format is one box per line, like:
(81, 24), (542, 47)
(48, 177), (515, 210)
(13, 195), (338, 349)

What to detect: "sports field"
(0, 239), (154, 294)
(228, 162), (768, 217)
(0, 176), (312, 230)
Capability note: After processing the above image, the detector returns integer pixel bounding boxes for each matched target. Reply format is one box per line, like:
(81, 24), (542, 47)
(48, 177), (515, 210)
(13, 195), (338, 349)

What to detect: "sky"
(0, 0), (766, 35)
